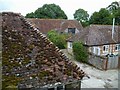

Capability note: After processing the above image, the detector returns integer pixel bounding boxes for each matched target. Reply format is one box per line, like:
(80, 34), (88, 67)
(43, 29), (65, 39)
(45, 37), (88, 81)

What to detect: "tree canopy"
(73, 8), (89, 27)
(25, 12), (35, 18)
(47, 30), (68, 49)
(25, 4), (67, 19)
(89, 8), (112, 25)
(89, 1), (120, 25)
(106, 1), (120, 25)
(107, 1), (119, 14)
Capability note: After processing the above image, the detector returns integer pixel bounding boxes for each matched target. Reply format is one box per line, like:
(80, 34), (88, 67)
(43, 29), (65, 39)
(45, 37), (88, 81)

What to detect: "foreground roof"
(2, 12), (85, 88)
(27, 18), (83, 34)
(68, 25), (120, 46)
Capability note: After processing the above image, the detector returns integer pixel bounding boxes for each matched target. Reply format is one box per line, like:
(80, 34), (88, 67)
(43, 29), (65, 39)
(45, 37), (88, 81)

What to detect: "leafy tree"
(25, 4), (67, 19)
(25, 12), (35, 18)
(47, 30), (68, 49)
(73, 42), (88, 63)
(114, 8), (120, 25)
(74, 8), (89, 27)
(107, 1), (119, 14)
(106, 1), (120, 25)
(89, 8), (112, 25)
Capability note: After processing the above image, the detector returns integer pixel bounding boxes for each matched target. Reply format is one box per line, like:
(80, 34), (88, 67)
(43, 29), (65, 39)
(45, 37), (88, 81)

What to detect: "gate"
(107, 56), (118, 69)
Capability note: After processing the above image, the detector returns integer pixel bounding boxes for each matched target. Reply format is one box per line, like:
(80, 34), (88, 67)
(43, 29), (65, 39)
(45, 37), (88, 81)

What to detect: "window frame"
(103, 45), (109, 52)
(115, 44), (120, 51)
(118, 44), (120, 50)
(68, 28), (76, 34)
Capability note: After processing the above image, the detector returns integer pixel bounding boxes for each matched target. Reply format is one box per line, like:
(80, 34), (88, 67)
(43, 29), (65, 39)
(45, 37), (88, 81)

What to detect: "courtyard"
(61, 49), (118, 89)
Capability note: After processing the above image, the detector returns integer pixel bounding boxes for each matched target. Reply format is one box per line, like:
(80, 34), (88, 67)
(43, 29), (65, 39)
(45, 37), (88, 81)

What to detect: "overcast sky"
(0, 0), (119, 19)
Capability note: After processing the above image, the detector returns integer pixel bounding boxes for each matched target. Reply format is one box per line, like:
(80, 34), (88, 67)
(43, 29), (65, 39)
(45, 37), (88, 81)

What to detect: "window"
(90, 47), (94, 52)
(57, 85), (64, 90)
(93, 47), (100, 55)
(118, 44), (120, 50)
(60, 32), (63, 34)
(103, 46), (105, 51)
(70, 43), (72, 48)
(48, 88), (54, 90)
(115, 44), (120, 51)
(68, 42), (72, 49)
(95, 48), (99, 55)
(115, 45), (118, 50)
(103, 45), (109, 52)
(68, 28), (75, 34)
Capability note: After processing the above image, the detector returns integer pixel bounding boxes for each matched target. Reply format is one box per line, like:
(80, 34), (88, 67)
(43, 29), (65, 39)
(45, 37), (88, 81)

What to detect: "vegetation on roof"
(2, 12), (85, 89)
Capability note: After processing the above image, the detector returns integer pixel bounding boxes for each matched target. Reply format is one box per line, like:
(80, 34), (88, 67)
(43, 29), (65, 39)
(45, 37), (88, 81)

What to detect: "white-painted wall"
(67, 42), (73, 49)
(67, 41), (120, 56)
(75, 29), (80, 34)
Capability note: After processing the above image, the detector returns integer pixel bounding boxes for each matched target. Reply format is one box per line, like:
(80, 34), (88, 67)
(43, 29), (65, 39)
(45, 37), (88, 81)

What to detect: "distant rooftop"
(68, 24), (120, 46)
(27, 18), (83, 34)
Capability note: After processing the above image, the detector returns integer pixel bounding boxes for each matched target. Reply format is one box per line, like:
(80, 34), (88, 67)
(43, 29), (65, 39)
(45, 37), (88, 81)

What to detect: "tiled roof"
(27, 18), (83, 34)
(68, 25), (120, 46)
(2, 12), (85, 88)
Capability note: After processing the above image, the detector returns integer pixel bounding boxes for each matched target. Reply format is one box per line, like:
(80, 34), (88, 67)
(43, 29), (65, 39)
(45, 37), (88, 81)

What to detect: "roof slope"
(68, 25), (120, 46)
(2, 12), (85, 88)
(27, 19), (83, 34)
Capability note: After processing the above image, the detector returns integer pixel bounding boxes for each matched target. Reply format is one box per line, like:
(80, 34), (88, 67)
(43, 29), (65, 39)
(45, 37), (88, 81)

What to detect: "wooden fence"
(88, 53), (119, 70)
(107, 56), (118, 69)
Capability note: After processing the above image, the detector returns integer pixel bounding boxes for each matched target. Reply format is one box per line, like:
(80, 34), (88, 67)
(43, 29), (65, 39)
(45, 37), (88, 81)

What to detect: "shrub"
(47, 30), (68, 49)
(73, 42), (88, 63)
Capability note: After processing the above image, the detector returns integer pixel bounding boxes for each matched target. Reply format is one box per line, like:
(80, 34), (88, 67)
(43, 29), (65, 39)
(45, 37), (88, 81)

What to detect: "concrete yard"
(61, 49), (119, 89)
(74, 61), (118, 88)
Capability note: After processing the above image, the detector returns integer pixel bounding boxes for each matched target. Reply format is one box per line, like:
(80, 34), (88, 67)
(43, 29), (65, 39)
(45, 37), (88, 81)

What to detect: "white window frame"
(68, 42), (72, 49)
(103, 45), (109, 52)
(93, 47), (100, 55)
(70, 43), (72, 48)
(115, 44), (120, 51)
(118, 44), (120, 50)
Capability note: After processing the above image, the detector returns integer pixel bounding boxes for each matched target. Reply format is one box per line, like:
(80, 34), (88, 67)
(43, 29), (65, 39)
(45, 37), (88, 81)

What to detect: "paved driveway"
(74, 61), (118, 88)
(61, 49), (118, 88)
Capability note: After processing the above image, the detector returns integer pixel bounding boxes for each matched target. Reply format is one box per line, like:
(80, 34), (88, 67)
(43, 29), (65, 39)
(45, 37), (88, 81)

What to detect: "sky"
(0, 0), (120, 19)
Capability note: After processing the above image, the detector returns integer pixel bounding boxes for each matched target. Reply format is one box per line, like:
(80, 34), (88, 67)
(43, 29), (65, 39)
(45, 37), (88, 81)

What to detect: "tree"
(114, 8), (120, 25)
(25, 12), (35, 18)
(106, 1), (120, 25)
(25, 4), (67, 19)
(47, 30), (67, 49)
(73, 42), (88, 63)
(89, 8), (112, 25)
(74, 8), (89, 27)
(107, 1), (119, 14)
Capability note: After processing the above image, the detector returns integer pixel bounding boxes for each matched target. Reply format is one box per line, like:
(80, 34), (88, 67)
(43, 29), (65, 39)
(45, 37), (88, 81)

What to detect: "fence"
(107, 56), (118, 69)
(88, 53), (119, 70)
(88, 53), (107, 70)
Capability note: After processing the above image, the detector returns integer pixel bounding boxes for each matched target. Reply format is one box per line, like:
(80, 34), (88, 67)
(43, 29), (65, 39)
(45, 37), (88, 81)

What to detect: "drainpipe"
(112, 18), (115, 39)
(111, 18), (115, 55)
